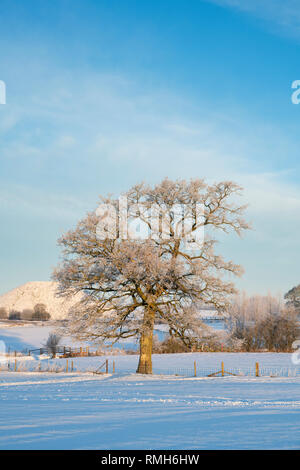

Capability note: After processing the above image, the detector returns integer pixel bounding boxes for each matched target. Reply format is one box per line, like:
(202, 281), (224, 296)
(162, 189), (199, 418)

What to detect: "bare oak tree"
(53, 178), (249, 373)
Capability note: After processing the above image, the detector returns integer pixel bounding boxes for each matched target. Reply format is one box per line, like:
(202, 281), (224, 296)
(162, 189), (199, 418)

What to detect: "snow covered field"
(0, 352), (299, 450)
(0, 371), (299, 450)
(0, 321), (224, 353)
(0, 325), (299, 449)
(0, 323), (139, 352)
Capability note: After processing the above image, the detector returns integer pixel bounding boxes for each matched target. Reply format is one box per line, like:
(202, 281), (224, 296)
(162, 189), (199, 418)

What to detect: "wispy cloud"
(1, 63), (299, 217)
(0, 183), (92, 223)
(206, 0), (300, 39)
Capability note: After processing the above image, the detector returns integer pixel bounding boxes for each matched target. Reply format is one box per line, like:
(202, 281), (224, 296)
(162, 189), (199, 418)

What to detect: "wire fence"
(1, 356), (300, 378)
(153, 364), (300, 378)
(2, 345), (121, 358)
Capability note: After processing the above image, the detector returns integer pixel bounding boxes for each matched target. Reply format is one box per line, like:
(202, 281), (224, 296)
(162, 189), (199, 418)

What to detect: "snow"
(0, 324), (55, 351)
(0, 370), (299, 449)
(0, 320), (227, 356)
(0, 324), (300, 449)
(0, 281), (82, 320)
(0, 323), (139, 352)
(1, 351), (297, 376)
(0, 352), (299, 449)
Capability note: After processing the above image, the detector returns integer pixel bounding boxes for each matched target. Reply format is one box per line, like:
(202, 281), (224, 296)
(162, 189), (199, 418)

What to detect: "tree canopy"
(53, 178), (250, 373)
(285, 284), (300, 313)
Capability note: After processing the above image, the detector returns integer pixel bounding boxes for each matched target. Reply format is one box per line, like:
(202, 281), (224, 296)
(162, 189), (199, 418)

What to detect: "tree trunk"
(136, 308), (155, 374)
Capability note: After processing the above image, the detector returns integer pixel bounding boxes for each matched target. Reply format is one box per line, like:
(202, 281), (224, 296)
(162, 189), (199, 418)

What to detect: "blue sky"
(0, 0), (299, 296)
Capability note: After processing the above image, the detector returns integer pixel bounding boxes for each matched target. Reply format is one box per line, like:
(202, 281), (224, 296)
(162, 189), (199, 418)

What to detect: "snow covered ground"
(1, 351), (299, 376)
(0, 324), (299, 450)
(0, 352), (299, 450)
(0, 370), (299, 450)
(0, 323), (140, 352)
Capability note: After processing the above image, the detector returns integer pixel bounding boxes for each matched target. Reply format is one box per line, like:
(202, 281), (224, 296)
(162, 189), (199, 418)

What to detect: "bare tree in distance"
(21, 309), (34, 321)
(227, 292), (298, 351)
(44, 333), (61, 358)
(227, 292), (285, 325)
(32, 304), (51, 321)
(0, 307), (7, 319)
(53, 178), (250, 374)
(9, 310), (21, 320)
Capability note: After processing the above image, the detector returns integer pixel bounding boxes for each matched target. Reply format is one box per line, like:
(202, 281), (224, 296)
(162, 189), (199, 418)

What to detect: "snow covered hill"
(0, 281), (82, 320)
(0, 281), (227, 330)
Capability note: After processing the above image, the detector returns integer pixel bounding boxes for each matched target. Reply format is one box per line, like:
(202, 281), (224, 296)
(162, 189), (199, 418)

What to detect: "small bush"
(44, 333), (61, 358)
(153, 336), (191, 354)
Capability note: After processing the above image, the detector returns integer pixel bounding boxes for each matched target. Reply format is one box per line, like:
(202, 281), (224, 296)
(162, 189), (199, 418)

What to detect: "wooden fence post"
(255, 362), (259, 377)
(113, 361), (115, 374)
(106, 359), (108, 374)
(221, 361), (224, 377)
(194, 361), (197, 377)
(80, 347), (83, 357)
(71, 360), (74, 372)
(66, 360), (68, 373)
(14, 359), (17, 372)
